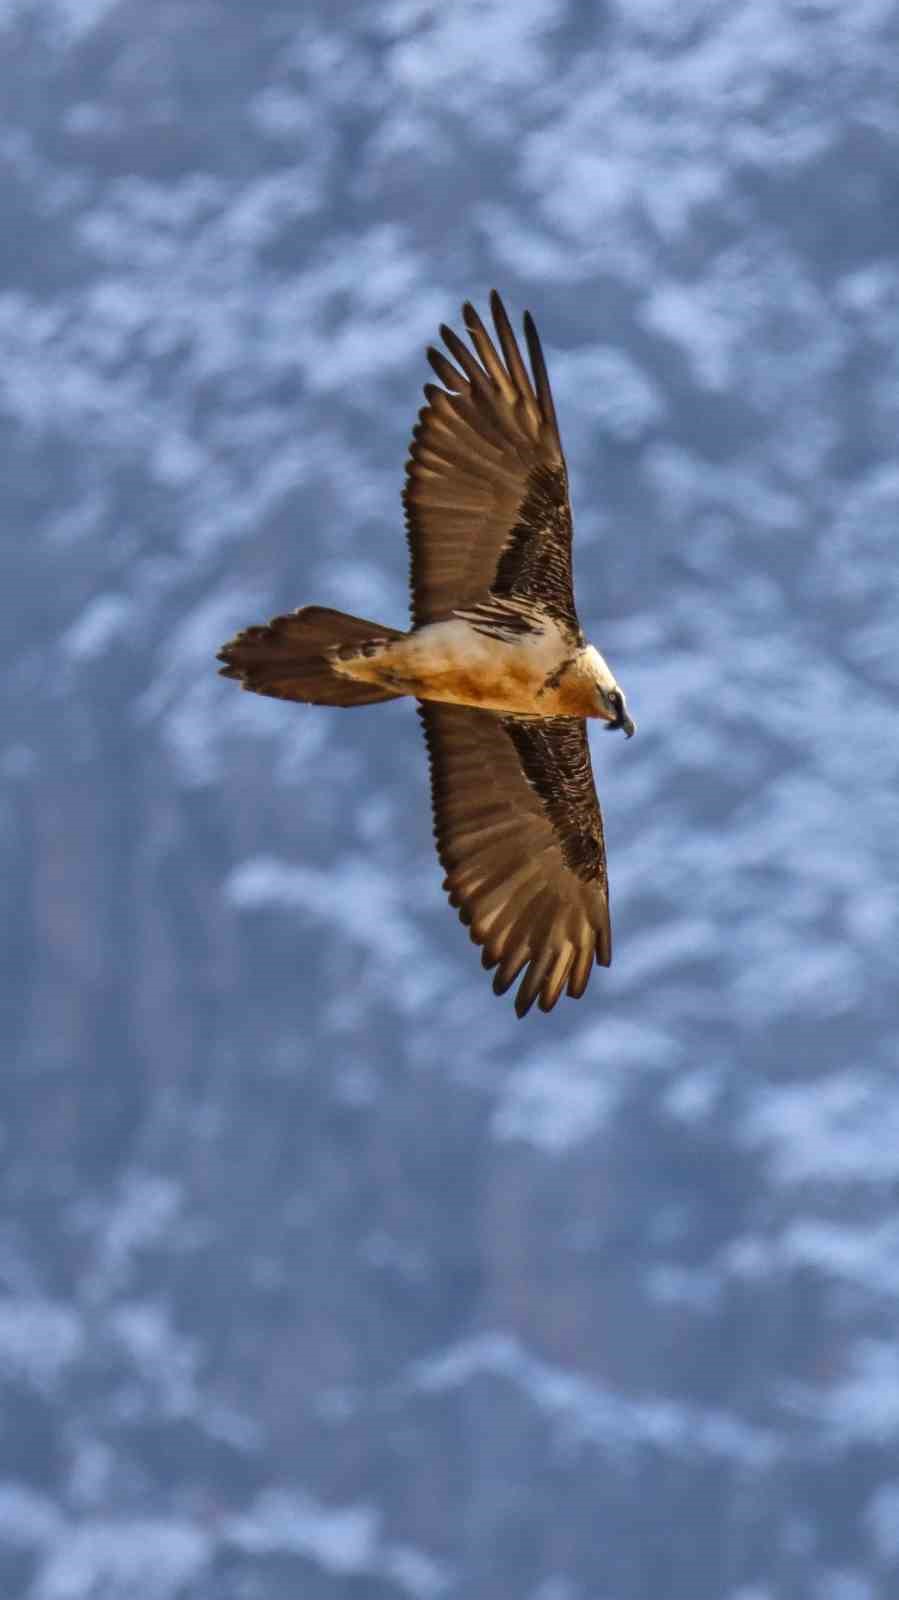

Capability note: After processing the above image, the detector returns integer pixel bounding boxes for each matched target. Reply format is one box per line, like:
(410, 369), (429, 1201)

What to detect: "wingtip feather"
(514, 983), (538, 1019)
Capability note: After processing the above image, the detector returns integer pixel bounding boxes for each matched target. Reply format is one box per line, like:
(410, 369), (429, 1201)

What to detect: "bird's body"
(332, 612), (620, 720)
(218, 292), (634, 1016)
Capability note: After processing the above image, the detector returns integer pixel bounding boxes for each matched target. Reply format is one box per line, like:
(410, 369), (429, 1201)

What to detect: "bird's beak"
(603, 689), (636, 738)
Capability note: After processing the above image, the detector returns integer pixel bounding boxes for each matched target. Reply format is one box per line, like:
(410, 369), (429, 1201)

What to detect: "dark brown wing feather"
(404, 291), (577, 629)
(420, 702), (610, 1017)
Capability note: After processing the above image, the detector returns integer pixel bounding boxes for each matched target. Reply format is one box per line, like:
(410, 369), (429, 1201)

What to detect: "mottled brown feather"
(404, 291), (577, 629)
(419, 702), (610, 1018)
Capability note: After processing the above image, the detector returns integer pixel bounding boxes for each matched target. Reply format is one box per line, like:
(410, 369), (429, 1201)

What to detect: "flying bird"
(218, 292), (634, 1016)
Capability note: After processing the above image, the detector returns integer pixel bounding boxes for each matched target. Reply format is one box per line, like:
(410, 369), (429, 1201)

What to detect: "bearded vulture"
(218, 292), (634, 1016)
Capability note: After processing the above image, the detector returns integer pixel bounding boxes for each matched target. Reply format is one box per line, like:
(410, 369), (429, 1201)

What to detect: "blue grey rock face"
(2, 3), (898, 1596)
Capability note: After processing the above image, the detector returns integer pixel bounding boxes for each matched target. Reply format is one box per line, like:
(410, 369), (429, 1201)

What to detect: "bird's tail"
(217, 605), (406, 707)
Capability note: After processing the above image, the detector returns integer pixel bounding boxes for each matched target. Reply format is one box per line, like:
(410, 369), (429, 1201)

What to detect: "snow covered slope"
(1, 3), (898, 1596)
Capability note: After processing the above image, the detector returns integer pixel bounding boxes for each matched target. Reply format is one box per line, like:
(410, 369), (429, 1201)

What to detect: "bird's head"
(600, 683), (636, 737)
(581, 645), (636, 737)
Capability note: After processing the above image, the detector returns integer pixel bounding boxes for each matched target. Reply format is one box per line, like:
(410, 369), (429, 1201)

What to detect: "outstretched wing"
(404, 291), (577, 630)
(420, 702), (610, 1017)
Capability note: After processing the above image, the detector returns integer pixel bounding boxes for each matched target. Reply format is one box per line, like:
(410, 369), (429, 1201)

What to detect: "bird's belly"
(334, 617), (590, 716)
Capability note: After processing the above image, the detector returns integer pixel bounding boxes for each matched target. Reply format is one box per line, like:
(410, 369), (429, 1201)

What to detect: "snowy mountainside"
(1, 2), (898, 1597)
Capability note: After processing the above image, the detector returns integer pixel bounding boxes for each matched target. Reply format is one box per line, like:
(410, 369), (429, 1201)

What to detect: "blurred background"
(2, 1), (899, 1596)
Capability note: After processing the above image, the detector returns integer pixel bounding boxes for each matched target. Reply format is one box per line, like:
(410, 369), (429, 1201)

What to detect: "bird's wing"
(419, 702), (610, 1017)
(404, 290), (577, 630)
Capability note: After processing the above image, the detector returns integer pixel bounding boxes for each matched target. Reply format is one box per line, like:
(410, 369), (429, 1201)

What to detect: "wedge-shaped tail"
(217, 605), (405, 707)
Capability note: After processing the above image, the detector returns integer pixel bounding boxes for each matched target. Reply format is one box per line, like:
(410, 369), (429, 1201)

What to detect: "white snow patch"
(137, 586), (308, 786)
(384, 1543), (450, 1599)
(782, 1339), (899, 1445)
(612, 0), (723, 41)
(476, 204), (609, 286)
(0, 1298), (83, 1390)
(203, 1403), (264, 1452)
(743, 1071), (899, 1186)
(226, 1489), (449, 1595)
(61, 0), (119, 35)
(533, 1580), (580, 1600)
(12, 0), (121, 44)
(410, 1334), (777, 1466)
(33, 1519), (211, 1600)
(0, 1483), (63, 1548)
(492, 1018), (678, 1153)
(731, 937), (865, 1023)
(61, 594), (134, 661)
(548, 344), (665, 442)
(780, 1218), (899, 1297)
(864, 1479), (899, 1561)
(224, 853), (441, 1011)
(228, 1488), (377, 1571)
(645, 1262), (721, 1312)
(617, 917), (720, 989)
(643, 280), (735, 390)
(83, 1173), (182, 1297)
(108, 1299), (198, 1417)
(139, 589), (268, 722)
(151, 427), (207, 489)
(224, 169), (323, 247)
(663, 1065), (725, 1124)
(491, 1057), (621, 1154)
(815, 1574), (875, 1600)
(250, 84), (320, 139)
(385, 0), (560, 105)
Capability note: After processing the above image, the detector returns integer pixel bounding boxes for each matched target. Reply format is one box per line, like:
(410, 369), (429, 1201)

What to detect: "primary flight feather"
(218, 291), (634, 1017)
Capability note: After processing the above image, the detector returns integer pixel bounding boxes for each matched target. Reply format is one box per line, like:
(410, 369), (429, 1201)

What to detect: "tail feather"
(217, 605), (406, 707)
